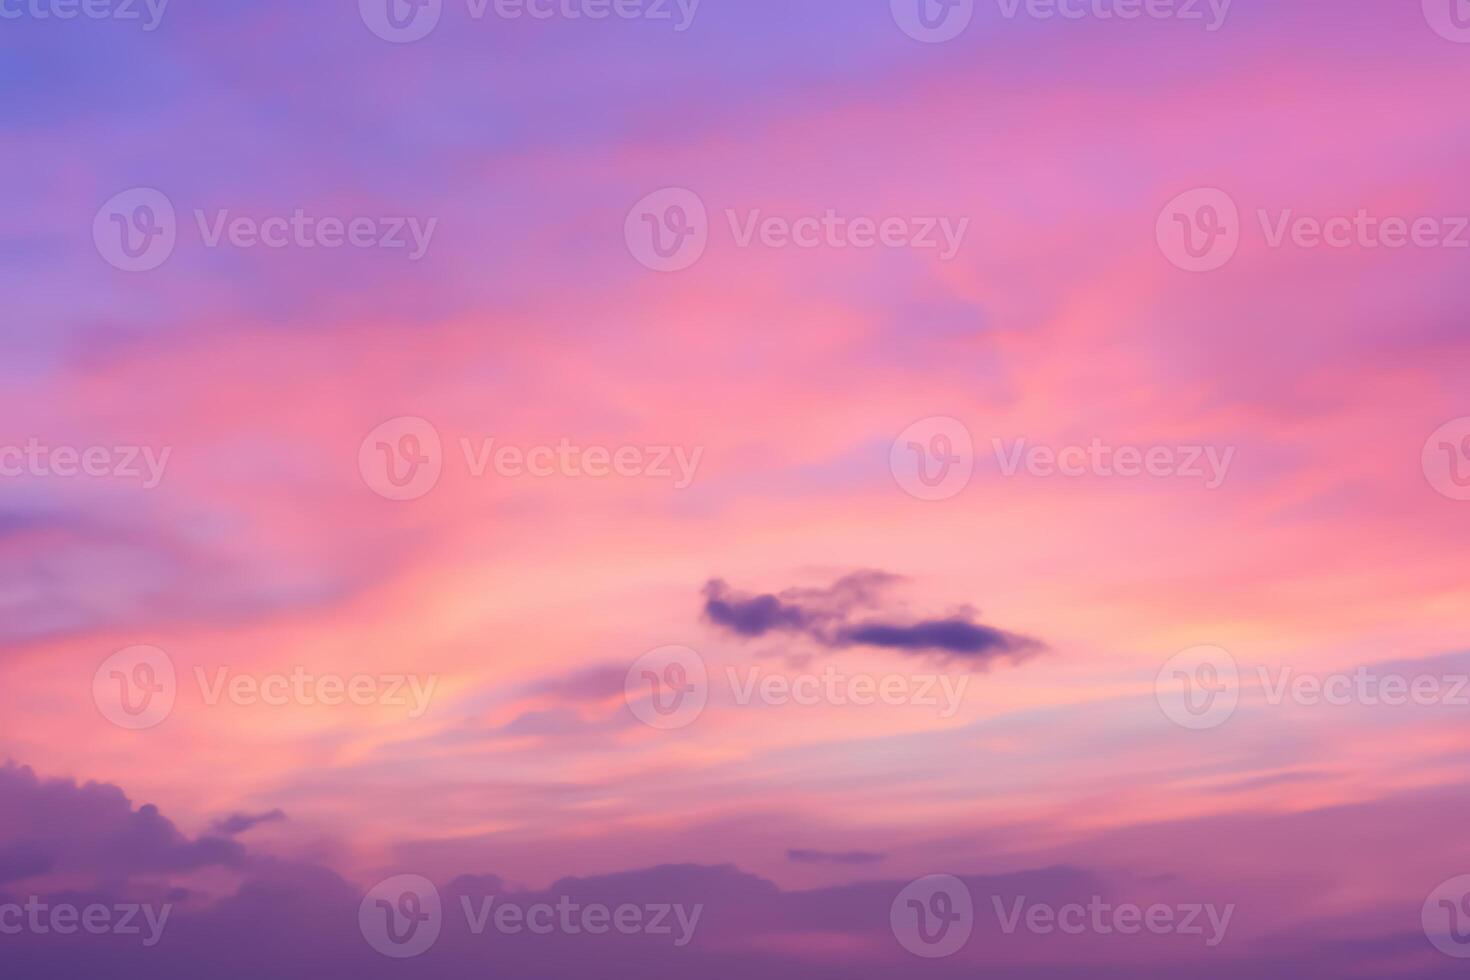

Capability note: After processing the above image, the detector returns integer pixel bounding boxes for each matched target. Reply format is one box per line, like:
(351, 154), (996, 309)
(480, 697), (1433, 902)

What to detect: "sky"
(2, 0), (1470, 976)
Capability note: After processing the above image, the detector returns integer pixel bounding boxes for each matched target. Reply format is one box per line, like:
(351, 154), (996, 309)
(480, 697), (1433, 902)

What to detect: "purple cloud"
(211, 810), (287, 837)
(702, 574), (1042, 662)
(786, 848), (887, 865)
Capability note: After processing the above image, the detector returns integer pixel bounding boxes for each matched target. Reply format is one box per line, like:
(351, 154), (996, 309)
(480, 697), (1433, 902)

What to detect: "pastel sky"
(3, 0), (1469, 976)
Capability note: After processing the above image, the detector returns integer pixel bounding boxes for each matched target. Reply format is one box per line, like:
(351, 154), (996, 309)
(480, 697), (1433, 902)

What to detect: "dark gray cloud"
(836, 620), (1033, 658)
(0, 763), (247, 883)
(703, 585), (815, 636)
(702, 574), (1042, 662)
(211, 810), (287, 836)
(0, 842), (55, 883)
(786, 848), (886, 865)
(0, 762), (1455, 979)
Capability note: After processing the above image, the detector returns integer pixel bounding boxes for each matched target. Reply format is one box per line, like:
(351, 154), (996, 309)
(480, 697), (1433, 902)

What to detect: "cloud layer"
(703, 573), (1043, 662)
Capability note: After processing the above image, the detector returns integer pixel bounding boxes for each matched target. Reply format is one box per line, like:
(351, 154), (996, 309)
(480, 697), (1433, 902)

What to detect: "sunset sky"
(3, 0), (1469, 976)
